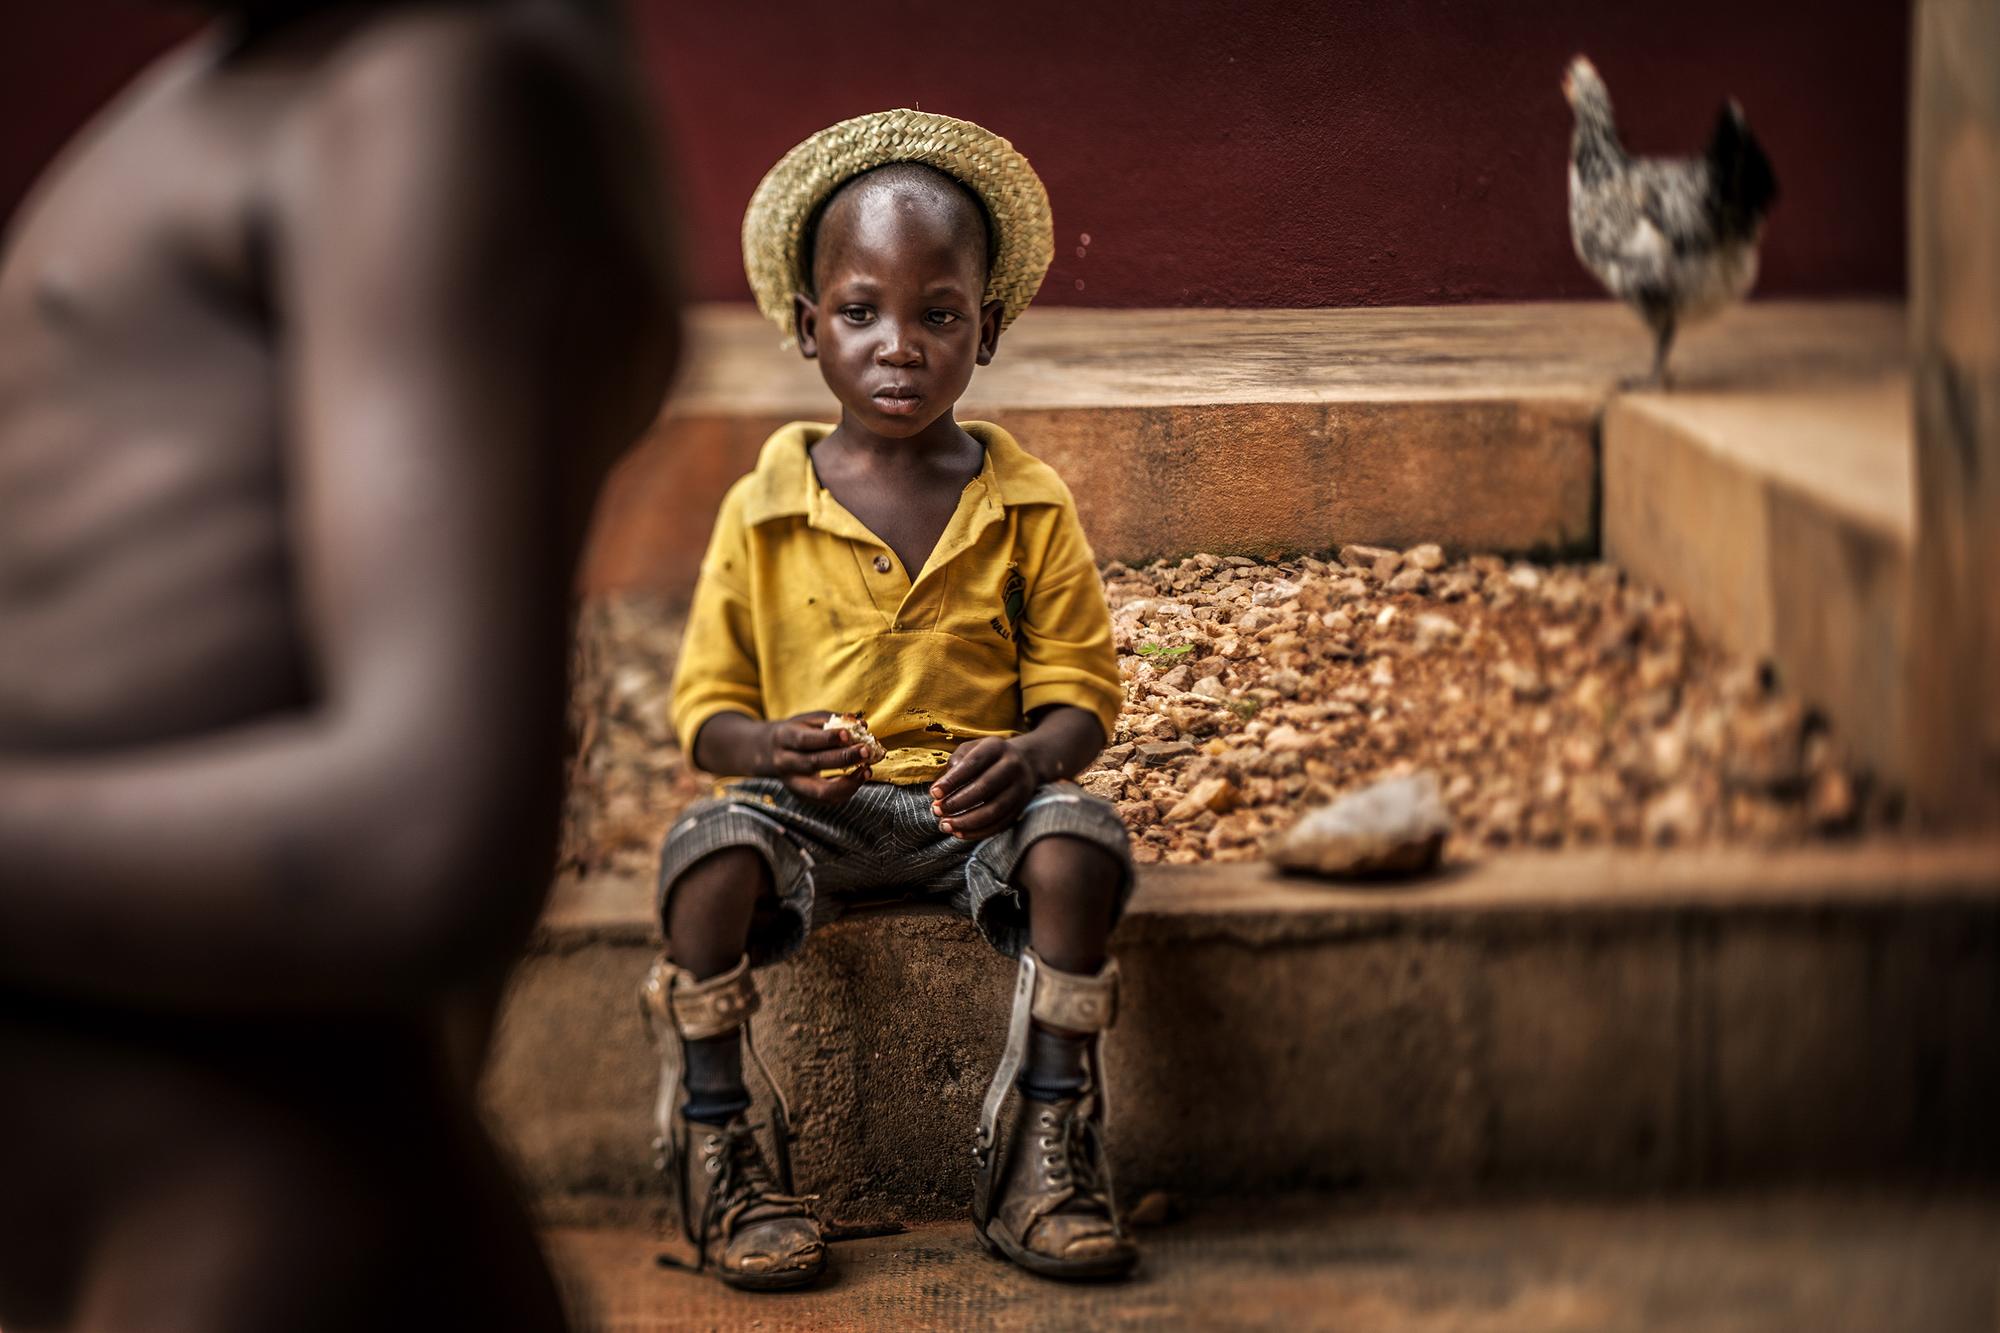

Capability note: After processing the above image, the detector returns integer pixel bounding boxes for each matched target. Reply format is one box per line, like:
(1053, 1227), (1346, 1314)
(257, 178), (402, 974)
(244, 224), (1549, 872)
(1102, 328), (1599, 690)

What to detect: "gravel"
(560, 547), (1897, 878)
(561, 596), (710, 878)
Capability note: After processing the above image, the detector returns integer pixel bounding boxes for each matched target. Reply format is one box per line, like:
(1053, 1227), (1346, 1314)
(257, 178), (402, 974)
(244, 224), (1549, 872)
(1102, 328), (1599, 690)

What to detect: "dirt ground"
(560, 547), (1895, 879)
(544, 1192), (2000, 1333)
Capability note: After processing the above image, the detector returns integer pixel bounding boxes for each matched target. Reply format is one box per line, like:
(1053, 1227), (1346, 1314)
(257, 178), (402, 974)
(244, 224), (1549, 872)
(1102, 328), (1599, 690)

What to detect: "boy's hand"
(929, 737), (1038, 840)
(764, 711), (873, 804)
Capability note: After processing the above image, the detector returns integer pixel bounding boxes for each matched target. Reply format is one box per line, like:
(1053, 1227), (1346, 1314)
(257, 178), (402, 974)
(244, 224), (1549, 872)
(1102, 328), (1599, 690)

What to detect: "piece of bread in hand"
(820, 712), (888, 775)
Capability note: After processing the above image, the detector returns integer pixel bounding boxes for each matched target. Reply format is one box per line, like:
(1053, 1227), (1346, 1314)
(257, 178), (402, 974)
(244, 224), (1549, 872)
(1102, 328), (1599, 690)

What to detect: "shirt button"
(873, 555), (892, 573)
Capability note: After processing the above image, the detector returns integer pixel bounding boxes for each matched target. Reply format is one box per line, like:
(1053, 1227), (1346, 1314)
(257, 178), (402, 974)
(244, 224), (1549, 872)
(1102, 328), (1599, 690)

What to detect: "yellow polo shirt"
(670, 421), (1123, 786)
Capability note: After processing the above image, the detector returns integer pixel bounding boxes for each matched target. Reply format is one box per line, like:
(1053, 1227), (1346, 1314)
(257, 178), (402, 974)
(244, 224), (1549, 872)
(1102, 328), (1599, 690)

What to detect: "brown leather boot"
(684, 1116), (826, 1290)
(973, 950), (1139, 1281)
(983, 1090), (1138, 1279)
(640, 954), (827, 1291)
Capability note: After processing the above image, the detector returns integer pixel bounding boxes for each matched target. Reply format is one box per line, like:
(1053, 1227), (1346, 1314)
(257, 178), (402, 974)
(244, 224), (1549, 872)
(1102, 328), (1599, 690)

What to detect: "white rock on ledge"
(1265, 771), (1452, 879)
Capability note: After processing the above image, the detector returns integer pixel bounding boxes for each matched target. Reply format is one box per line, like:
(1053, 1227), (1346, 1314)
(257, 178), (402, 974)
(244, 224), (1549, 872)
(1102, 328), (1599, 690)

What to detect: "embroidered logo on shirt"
(990, 567), (1026, 641)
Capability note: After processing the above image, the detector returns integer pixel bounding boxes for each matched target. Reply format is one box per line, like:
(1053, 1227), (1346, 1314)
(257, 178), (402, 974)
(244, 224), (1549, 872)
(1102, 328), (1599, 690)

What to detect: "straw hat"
(741, 109), (1054, 340)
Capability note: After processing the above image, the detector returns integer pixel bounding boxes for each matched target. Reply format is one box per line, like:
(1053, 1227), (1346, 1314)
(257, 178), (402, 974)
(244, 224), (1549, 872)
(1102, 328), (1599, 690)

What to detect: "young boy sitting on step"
(641, 109), (1139, 1289)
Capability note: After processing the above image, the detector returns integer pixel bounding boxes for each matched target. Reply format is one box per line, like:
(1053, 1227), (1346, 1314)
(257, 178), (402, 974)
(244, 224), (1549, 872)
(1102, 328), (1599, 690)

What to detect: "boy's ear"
(793, 292), (820, 359)
(975, 299), (1004, 366)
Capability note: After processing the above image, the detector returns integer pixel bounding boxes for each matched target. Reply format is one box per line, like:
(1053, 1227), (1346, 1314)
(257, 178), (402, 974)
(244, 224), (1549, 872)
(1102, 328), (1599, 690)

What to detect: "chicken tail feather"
(1706, 101), (1779, 237)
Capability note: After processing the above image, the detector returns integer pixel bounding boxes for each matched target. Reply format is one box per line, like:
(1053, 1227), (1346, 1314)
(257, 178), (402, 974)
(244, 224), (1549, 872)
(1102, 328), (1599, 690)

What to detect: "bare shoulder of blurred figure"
(0, 0), (678, 1328)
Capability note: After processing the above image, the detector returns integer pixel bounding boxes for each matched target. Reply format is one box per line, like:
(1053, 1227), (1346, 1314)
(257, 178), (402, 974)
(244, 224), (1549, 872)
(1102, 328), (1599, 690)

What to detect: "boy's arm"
(670, 501), (767, 775)
(692, 711), (875, 802)
(0, 25), (677, 1013)
(929, 704), (1109, 841)
(669, 509), (875, 795)
(1010, 703), (1110, 784)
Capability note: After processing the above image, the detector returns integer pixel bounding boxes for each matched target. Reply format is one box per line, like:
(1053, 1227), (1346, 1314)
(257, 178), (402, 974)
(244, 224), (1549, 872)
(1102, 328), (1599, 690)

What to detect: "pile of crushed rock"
(1088, 546), (1888, 866)
(560, 546), (1894, 879)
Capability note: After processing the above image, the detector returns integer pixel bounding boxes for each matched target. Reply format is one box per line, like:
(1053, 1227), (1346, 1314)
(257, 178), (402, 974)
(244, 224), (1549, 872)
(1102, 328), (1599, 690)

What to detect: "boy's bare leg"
(665, 848), (766, 1123)
(1022, 836), (1121, 973)
(667, 848), (770, 980)
(1018, 835), (1121, 1103)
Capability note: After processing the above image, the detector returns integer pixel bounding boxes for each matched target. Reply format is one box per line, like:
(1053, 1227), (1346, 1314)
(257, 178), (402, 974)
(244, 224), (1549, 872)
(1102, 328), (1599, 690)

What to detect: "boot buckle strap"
(647, 954), (760, 1040)
(1030, 957), (1119, 1032)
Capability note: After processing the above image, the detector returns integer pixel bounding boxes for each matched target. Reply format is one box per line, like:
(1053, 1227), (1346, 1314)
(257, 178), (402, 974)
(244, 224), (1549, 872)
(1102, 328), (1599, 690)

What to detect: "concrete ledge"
(483, 841), (2000, 1226)
(1604, 379), (1913, 783)
(582, 302), (1902, 600)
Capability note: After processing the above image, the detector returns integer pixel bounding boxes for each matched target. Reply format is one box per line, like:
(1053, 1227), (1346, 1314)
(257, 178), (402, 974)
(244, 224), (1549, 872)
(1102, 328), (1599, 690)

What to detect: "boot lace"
(695, 1120), (815, 1256)
(1036, 1100), (1112, 1212)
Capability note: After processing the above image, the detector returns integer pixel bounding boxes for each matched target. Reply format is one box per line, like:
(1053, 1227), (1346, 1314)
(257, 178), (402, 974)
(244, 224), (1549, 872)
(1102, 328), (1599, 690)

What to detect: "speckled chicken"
(1564, 55), (1778, 387)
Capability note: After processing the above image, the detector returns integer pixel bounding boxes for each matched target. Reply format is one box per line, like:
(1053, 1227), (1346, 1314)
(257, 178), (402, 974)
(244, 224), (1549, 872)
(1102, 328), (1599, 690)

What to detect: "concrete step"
(482, 840), (2000, 1228)
(1604, 377), (1914, 793)
(545, 1191), (2000, 1332)
(582, 301), (1902, 601)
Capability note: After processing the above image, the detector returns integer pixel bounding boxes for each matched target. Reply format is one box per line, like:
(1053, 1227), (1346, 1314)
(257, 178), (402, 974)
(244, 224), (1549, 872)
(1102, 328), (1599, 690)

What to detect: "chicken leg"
(1648, 314), (1677, 390)
(1620, 310), (1676, 392)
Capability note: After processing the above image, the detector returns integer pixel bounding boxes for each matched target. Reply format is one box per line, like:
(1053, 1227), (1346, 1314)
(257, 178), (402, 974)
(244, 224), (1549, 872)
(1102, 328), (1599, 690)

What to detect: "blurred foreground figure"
(1563, 54), (1777, 388)
(0, 1), (677, 1329)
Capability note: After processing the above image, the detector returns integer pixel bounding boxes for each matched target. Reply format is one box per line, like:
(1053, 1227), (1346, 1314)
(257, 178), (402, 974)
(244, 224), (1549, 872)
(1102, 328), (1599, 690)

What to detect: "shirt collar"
(739, 419), (1070, 528)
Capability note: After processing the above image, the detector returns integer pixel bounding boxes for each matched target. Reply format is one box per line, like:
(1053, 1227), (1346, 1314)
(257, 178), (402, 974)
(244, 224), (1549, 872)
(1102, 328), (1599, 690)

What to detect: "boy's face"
(794, 170), (1003, 439)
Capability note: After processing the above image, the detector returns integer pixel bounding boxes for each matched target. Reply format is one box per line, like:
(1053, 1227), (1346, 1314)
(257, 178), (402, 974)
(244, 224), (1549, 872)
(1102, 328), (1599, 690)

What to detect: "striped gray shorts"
(654, 778), (1135, 964)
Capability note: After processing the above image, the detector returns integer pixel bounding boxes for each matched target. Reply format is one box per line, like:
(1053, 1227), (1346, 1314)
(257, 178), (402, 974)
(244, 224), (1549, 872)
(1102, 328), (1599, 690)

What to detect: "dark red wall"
(5, 1), (1909, 307)
(1, 4), (199, 231)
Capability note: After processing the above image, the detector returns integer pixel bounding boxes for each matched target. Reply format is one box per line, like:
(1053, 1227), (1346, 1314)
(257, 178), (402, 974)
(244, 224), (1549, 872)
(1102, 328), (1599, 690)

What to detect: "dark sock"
(682, 1030), (751, 1125)
(1018, 1022), (1092, 1102)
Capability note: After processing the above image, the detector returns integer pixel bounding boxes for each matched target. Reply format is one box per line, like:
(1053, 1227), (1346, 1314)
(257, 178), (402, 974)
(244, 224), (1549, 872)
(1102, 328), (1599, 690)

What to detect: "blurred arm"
(1014, 499), (1122, 755)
